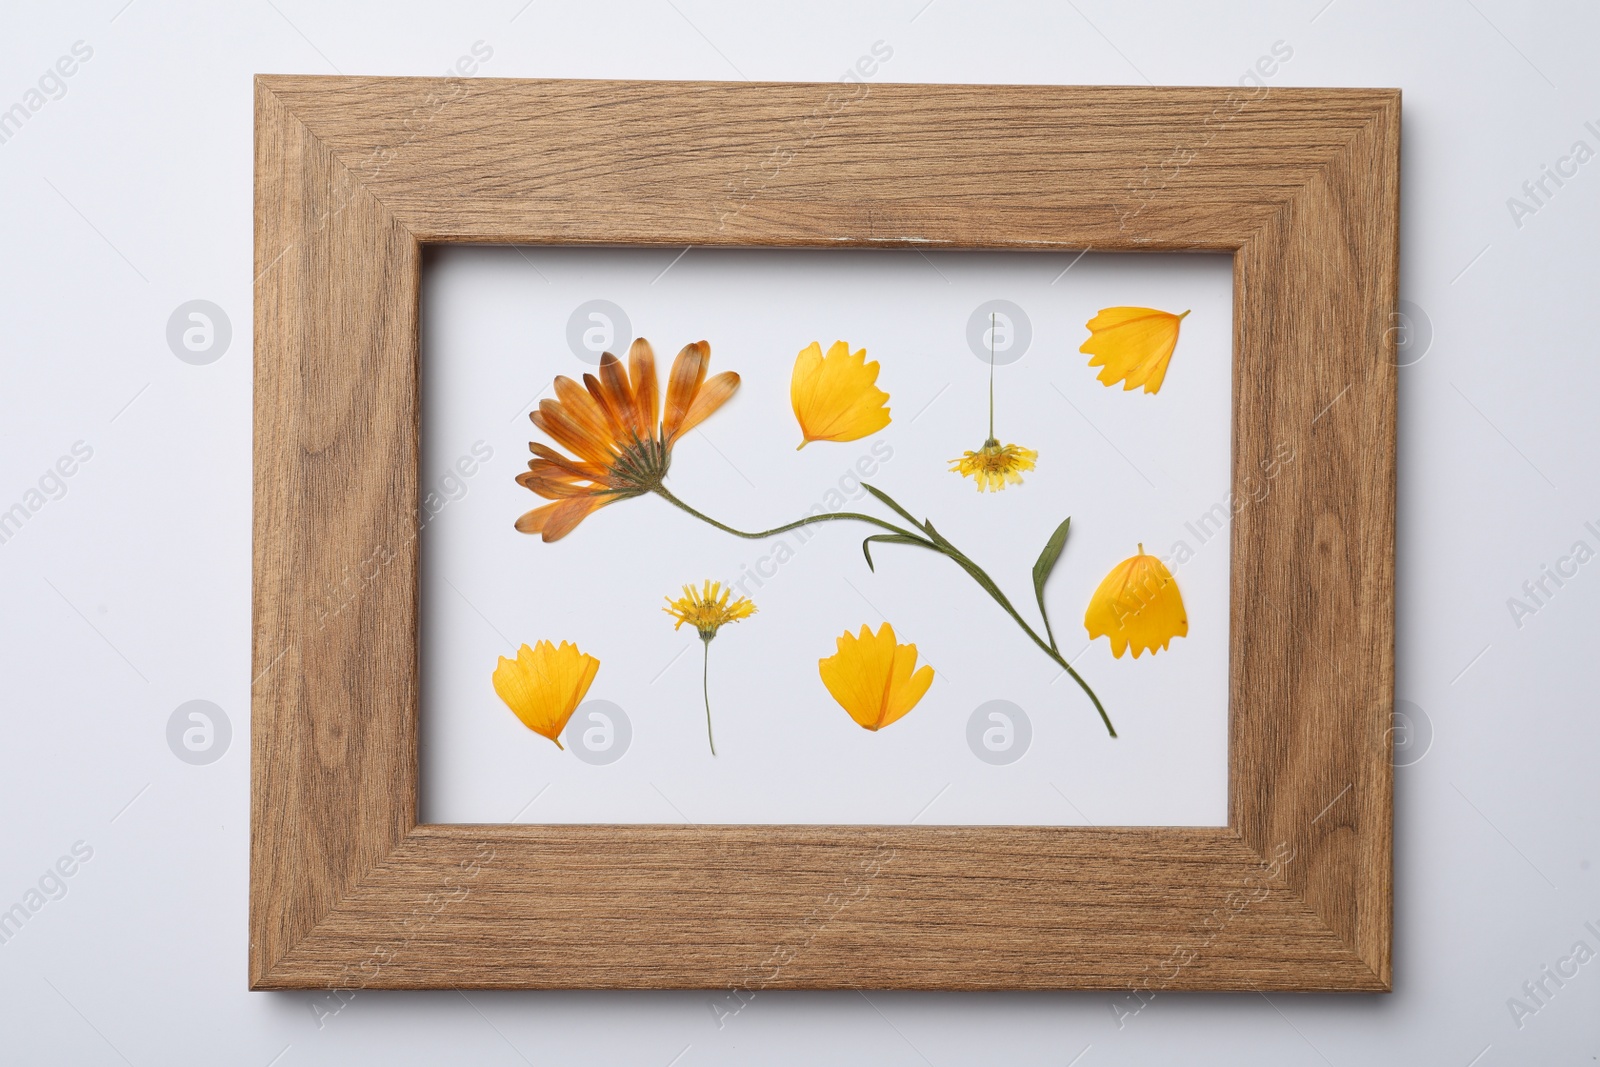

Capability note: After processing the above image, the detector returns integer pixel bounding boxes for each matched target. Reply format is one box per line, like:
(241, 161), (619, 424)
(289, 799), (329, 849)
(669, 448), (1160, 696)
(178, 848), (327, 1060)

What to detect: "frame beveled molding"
(252, 76), (1398, 991)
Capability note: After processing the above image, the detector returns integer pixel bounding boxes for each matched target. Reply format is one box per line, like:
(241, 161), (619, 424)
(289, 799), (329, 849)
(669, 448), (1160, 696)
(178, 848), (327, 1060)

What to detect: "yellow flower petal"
(791, 340), (891, 448)
(1080, 307), (1189, 394)
(1083, 547), (1188, 658)
(492, 640), (601, 747)
(818, 622), (934, 730)
(948, 440), (1038, 492)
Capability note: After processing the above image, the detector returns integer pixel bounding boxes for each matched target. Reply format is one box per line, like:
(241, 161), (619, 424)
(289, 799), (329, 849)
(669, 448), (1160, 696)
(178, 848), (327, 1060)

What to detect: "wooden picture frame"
(252, 76), (1398, 992)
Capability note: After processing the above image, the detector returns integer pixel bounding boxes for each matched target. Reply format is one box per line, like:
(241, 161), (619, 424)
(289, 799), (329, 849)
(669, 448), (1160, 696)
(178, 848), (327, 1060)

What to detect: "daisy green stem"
(653, 485), (919, 543)
(988, 311), (996, 441)
(651, 485), (1116, 737)
(702, 636), (716, 757)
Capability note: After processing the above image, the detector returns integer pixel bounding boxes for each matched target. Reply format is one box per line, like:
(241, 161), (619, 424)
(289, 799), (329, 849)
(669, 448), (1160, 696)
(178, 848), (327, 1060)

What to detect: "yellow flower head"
(1084, 546), (1188, 658)
(1080, 307), (1190, 395)
(949, 439), (1038, 492)
(491, 640), (601, 748)
(791, 340), (891, 448)
(818, 623), (934, 731)
(663, 580), (757, 641)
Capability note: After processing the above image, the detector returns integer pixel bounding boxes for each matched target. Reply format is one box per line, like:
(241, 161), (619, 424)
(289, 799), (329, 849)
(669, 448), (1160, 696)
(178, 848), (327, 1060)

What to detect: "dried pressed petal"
(514, 469), (594, 499)
(628, 338), (660, 439)
(791, 341), (891, 448)
(582, 370), (631, 439)
(492, 640), (601, 747)
(532, 400), (615, 465)
(594, 354), (638, 438)
(678, 370), (741, 438)
(1083, 547), (1188, 658)
(528, 443), (607, 482)
(817, 622), (934, 731)
(1080, 307), (1189, 395)
(552, 375), (614, 444)
(514, 495), (615, 541)
(663, 341), (709, 442)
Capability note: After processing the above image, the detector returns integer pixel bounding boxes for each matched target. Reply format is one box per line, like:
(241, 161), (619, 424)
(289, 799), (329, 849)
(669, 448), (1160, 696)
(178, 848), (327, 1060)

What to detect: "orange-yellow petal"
(581, 370), (631, 439)
(552, 375), (614, 444)
(513, 495), (614, 542)
(527, 443), (607, 482)
(628, 338), (660, 438)
(515, 468), (594, 499)
(492, 640), (601, 746)
(818, 622), (934, 730)
(676, 370), (741, 439)
(663, 341), (709, 442)
(594, 353), (640, 441)
(1083, 548), (1188, 658)
(1080, 307), (1189, 395)
(531, 400), (615, 465)
(791, 340), (891, 447)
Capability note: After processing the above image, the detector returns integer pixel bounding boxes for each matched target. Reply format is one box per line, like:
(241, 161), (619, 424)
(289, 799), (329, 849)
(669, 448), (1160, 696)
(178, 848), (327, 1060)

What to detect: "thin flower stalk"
(663, 580), (755, 756)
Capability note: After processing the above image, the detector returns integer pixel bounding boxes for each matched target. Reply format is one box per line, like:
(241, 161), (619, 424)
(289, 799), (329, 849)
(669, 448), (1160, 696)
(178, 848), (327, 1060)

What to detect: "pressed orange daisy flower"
(664, 580), (756, 755)
(515, 338), (740, 541)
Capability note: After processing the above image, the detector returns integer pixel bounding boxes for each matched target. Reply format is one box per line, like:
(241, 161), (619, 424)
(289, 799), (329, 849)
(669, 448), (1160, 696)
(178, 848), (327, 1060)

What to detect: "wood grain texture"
(252, 76), (1398, 991)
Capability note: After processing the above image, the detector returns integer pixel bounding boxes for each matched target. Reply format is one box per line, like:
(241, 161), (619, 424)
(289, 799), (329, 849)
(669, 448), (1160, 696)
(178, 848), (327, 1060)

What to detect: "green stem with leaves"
(652, 483), (1115, 737)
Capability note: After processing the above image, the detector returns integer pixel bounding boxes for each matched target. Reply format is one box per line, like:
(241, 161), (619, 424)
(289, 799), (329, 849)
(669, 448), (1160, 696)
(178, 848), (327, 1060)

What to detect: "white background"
(419, 247), (1232, 827)
(1, 1), (1597, 1064)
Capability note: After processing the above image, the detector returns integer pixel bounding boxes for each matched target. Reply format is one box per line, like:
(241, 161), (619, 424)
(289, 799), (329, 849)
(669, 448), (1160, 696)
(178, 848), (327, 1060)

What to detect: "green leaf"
(920, 518), (957, 553)
(860, 483), (923, 530)
(1031, 517), (1072, 650)
(1031, 517), (1072, 599)
(861, 533), (933, 571)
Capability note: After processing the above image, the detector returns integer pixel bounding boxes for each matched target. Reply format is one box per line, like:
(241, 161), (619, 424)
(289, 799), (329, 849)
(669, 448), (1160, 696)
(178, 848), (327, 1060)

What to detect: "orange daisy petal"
(532, 402), (615, 466)
(628, 338), (660, 439)
(663, 341), (708, 442)
(513, 495), (613, 542)
(675, 370), (741, 440)
(580, 370), (630, 440)
(528, 443), (607, 482)
(515, 468), (596, 499)
(552, 375), (614, 443)
(595, 354), (640, 444)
